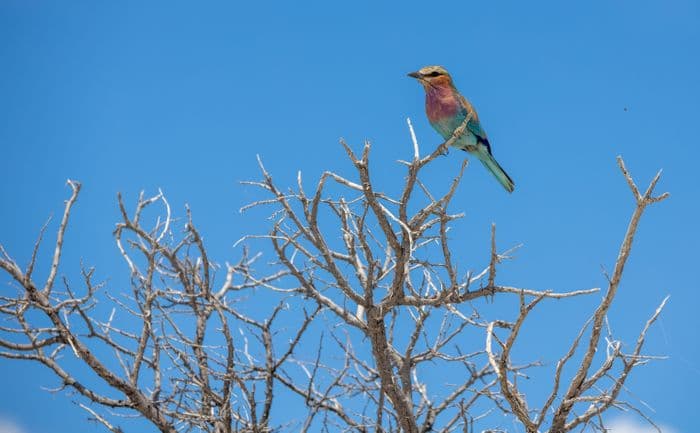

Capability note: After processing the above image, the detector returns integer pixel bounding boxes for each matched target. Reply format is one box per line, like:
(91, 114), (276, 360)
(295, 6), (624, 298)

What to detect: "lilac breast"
(425, 86), (465, 139)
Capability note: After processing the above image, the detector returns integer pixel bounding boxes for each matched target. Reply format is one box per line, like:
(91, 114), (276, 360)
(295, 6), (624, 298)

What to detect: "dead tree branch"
(0, 121), (669, 433)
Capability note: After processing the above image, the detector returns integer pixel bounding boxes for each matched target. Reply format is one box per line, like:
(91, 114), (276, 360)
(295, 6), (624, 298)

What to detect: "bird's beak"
(407, 71), (422, 79)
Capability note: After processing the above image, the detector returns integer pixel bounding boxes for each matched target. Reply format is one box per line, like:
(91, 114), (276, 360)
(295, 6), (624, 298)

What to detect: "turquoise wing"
(467, 116), (488, 141)
(457, 93), (491, 152)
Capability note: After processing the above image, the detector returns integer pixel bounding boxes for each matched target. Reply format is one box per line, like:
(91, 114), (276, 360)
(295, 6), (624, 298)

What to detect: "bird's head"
(407, 65), (453, 89)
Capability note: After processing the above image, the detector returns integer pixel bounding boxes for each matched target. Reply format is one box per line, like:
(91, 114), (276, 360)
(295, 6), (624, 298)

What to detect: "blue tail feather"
(476, 149), (515, 193)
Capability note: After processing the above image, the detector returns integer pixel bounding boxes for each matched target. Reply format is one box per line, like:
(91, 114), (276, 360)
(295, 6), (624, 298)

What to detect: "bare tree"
(0, 118), (669, 433)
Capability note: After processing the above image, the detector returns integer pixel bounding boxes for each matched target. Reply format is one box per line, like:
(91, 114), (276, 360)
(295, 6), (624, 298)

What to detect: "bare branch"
(0, 123), (668, 433)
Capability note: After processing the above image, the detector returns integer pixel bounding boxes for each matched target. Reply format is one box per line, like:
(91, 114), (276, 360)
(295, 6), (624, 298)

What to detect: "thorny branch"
(1, 183), (316, 433)
(0, 118), (669, 433)
(484, 157), (670, 433)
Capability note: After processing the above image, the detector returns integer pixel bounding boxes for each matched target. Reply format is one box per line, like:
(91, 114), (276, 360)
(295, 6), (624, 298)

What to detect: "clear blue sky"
(0, 1), (698, 432)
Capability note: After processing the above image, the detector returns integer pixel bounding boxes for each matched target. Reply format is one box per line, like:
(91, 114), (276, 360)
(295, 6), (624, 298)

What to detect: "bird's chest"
(425, 90), (466, 138)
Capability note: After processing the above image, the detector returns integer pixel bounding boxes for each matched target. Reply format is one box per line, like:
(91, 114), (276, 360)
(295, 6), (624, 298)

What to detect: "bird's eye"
(425, 71), (442, 77)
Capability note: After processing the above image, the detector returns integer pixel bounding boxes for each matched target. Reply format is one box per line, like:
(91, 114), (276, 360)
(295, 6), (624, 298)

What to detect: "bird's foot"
(487, 285), (496, 303)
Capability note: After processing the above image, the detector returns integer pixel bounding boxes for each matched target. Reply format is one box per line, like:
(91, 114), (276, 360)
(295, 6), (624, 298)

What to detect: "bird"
(408, 65), (514, 193)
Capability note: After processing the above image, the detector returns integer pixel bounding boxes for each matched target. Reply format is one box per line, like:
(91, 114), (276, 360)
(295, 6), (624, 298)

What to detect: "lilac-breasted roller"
(408, 65), (514, 193)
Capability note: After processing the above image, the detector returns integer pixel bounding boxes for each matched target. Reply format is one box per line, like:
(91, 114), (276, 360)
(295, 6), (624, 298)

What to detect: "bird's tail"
(476, 150), (515, 193)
